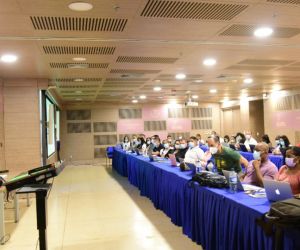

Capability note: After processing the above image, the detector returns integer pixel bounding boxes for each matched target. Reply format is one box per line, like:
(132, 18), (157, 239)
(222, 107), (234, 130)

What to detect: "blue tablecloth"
(112, 148), (299, 250)
(240, 151), (284, 169)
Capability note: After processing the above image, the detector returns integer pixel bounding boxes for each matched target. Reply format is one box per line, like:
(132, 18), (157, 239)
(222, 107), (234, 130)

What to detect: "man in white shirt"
(244, 131), (257, 151)
(184, 136), (207, 168)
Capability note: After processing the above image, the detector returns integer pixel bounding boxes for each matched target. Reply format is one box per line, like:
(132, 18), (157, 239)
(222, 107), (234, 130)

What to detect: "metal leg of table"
(26, 193), (30, 207)
(0, 192), (5, 244)
(14, 193), (19, 223)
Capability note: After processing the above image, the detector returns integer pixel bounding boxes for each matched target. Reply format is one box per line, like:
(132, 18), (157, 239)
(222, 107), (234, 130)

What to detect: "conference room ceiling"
(1, 0), (300, 105)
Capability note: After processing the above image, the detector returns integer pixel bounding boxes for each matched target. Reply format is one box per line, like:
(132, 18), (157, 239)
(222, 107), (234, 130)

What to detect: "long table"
(112, 148), (299, 250)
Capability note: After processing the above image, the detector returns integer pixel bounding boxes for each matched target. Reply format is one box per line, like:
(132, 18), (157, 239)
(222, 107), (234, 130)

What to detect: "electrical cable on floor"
(0, 234), (10, 244)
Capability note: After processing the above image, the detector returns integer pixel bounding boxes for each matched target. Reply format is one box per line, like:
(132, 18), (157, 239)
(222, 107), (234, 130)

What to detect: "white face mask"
(209, 146), (218, 155)
(175, 144), (180, 149)
(253, 150), (261, 160)
(180, 144), (187, 149)
(245, 135), (251, 140)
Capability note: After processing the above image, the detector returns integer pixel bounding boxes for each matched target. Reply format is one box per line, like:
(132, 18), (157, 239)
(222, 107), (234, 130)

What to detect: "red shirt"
(276, 165), (300, 194)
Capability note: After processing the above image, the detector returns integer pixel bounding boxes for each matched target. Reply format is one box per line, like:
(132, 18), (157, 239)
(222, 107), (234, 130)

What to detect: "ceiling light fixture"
(72, 57), (86, 62)
(68, 2), (93, 11)
(132, 99), (138, 103)
(203, 58), (217, 66)
(1, 54), (18, 63)
(75, 98), (82, 101)
(153, 86), (161, 91)
(243, 78), (253, 84)
(192, 95), (198, 99)
(154, 79), (161, 83)
(175, 73), (186, 80)
(209, 89), (217, 93)
(139, 95), (146, 99)
(74, 78), (84, 82)
(254, 27), (273, 38)
(194, 80), (203, 83)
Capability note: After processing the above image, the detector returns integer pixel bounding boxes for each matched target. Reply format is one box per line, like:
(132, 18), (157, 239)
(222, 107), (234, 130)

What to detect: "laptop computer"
(239, 144), (249, 152)
(249, 144), (255, 153)
(263, 179), (293, 202)
(222, 170), (244, 191)
(169, 154), (177, 166)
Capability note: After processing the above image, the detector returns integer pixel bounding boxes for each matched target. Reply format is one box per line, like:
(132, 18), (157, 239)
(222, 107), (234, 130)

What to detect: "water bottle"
(195, 161), (202, 174)
(229, 169), (238, 193)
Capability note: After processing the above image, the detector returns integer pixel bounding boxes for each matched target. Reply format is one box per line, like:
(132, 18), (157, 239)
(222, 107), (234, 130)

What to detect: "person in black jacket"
(175, 139), (188, 161)
(152, 135), (164, 156)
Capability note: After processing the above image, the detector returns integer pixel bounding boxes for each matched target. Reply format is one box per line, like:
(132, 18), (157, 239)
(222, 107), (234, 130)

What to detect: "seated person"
(273, 135), (291, 157)
(244, 131), (258, 151)
(136, 137), (146, 150)
(276, 146), (300, 195)
(222, 135), (230, 147)
(131, 135), (138, 149)
(235, 132), (246, 150)
(261, 134), (272, 148)
(151, 136), (164, 156)
(175, 139), (188, 161)
(196, 133), (205, 145)
(167, 135), (173, 145)
(207, 135), (248, 174)
(184, 136), (207, 167)
(160, 140), (174, 158)
(122, 136), (131, 151)
(242, 142), (278, 187)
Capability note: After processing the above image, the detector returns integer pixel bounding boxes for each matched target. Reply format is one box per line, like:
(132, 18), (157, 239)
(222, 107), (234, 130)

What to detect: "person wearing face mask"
(242, 142), (278, 187)
(184, 136), (207, 167)
(136, 137), (146, 150)
(160, 139), (175, 158)
(276, 146), (300, 195)
(261, 134), (272, 148)
(273, 135), (291, 159)
(152, 136), (164, 156)
(196, 134), (205, 145)
(122, 136), (131, 151)
(235, 132), (246, 150)
(244, 131), (257, 151)
(166, 135), (173, 145)
(175, 139), (188, 161)
(222, 135), (230, 147)
(207, 135), (248, 174)
(131, 135), (138, 149)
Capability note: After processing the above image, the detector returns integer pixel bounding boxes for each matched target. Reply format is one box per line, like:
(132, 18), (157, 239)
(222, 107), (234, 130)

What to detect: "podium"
(16, 184), (52, 250)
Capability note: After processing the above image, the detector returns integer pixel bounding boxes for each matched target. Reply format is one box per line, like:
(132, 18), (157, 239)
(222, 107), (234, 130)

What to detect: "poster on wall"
(272, 111), (300, 129)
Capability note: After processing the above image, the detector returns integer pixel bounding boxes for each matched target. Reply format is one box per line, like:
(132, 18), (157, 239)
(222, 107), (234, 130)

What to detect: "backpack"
(256, 198), (300, 250)
(189, 172), (228, 189)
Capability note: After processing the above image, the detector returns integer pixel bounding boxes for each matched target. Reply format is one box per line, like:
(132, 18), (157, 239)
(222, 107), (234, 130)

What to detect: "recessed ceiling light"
(254, 27), (273, 38)
(158, 96), (163, 99)
(139, 95), (146, 99)
(1, 54), (18, 63)
(72, 57), (86, 62)
(74, 78), (84, 82)
(132, 99), (138, 103)
(75, 98), (82, 101)
(194, 80), (203, 83)
(272, 84), (281, 91)
(154, 79), (161, 83)
(175, 73), (186, 80)
(209, 89), (217, 93)
(243, 78), (253, 84)
(153, 86), (161, 91)
(203, 58), (217, 66)
(192, 95), (198, 99)
(75, 90), (82, 94)
(68, 2), (93, 11)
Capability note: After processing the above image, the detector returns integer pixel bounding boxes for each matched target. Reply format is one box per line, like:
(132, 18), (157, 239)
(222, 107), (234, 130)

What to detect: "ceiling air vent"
(220, 24), (300, 38)
(267, 0), (300, 5)
(238, 59), (294, 65)
(54, 78), (102, 82)
(116, 56), (178, 64)
(43, 46), (116, 55)
(110, 69), (161, 74)
(30, 16), (128, 32)
(141, 0), (248, 21)
(50, 63), (109, 69)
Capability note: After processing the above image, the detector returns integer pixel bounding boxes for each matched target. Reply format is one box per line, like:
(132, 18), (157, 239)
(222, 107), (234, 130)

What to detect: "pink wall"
(272, 111), (300, 130)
